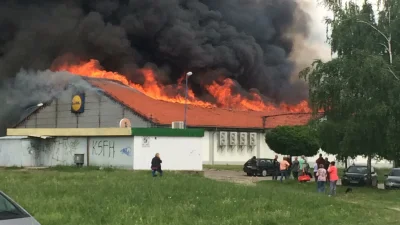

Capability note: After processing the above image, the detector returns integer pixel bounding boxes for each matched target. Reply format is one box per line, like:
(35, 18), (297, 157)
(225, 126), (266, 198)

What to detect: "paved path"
(203, 169), (385, 189)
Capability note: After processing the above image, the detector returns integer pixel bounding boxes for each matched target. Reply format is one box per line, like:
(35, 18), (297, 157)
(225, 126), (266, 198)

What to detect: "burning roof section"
(87, 78), (316, 129)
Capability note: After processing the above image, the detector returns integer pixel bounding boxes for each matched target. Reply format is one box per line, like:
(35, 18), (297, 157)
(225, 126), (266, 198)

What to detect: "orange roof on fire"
(87, 79), (317, 129)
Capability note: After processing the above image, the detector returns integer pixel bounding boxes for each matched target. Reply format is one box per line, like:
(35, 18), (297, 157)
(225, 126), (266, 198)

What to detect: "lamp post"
(184, 72), (193, 128)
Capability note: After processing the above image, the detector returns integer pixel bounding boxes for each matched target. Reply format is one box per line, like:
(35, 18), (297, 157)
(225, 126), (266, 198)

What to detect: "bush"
(265, 125), (320, 156)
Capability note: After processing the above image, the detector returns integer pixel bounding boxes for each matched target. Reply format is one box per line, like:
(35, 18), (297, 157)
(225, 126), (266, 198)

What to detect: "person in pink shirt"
(327, 161), (339, 196)
(279, 157), (290, 182)
(316, 164), (327, 193)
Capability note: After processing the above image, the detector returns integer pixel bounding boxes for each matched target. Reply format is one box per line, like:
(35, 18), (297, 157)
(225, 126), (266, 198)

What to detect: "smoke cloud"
(0, 0), (326, 134)
(0, 70), (96, 134)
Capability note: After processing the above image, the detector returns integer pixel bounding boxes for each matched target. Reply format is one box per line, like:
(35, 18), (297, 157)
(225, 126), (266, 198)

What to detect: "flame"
(55, 59), (311, 113)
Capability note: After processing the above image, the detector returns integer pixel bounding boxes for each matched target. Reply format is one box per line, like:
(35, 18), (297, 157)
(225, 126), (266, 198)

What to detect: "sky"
(299, 0), (333, 61)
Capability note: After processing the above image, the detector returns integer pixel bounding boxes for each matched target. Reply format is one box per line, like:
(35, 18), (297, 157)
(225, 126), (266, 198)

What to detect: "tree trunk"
(367, 155), (372, 186)
(344, 157), (348, 169)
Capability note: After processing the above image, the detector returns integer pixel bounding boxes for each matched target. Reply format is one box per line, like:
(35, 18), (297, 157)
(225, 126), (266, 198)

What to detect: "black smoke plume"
(0, 0), (313, 134)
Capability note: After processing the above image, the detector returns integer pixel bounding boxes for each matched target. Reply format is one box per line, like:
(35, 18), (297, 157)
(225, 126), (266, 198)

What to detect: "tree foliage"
(265, 126), (320, 157)
(301, 0), (400, 167)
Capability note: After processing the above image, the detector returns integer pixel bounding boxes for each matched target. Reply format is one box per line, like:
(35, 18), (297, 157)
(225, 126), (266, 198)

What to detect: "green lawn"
(203, 164), (242, 171)
(1, 168), (399, 225)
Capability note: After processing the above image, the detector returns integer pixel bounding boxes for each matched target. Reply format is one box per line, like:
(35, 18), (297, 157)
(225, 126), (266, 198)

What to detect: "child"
(316, 164), (327, 193)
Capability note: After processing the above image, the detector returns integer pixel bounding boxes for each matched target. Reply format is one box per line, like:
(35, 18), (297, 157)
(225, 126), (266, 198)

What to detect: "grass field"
(1, 167), (399, 225)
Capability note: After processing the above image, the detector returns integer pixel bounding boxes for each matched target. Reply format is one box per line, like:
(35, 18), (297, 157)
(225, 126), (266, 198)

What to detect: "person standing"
(249, 156), (258, 177)
(286, 156), (292, 178)
(316, 164), (327, 193)
(291, 157), (300, 180)
(313, 162), (319, 182)
(151, 153), (163, 177)
(272, 155), (279, 180)
(327, 161), (339, 197)
(280, 157), (290, 182)
(324, 157), (330, 181)
(298, 155), (305, 171)
(316, 154), (325, 166)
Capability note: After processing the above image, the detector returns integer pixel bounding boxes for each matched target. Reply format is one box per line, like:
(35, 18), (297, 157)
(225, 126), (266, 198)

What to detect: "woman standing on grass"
(316, 164), (327, 193)
(151, 153), (163, 177)
(327, 161), (339, 196)
(279, 157), (290, 182)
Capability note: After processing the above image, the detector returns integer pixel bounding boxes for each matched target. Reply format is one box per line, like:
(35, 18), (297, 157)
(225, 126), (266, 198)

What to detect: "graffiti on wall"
(120, 147), (132, 157)
(27, 138), (81, 166)
(92, 140), (115, 158)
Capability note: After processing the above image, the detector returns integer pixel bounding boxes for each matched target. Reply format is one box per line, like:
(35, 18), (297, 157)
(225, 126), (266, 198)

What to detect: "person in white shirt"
(313, 162), (319, 182)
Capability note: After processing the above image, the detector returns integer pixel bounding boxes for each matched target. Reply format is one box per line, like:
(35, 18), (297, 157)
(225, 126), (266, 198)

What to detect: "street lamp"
(184, 72), (193, 128)
(25, 103), (44, 111)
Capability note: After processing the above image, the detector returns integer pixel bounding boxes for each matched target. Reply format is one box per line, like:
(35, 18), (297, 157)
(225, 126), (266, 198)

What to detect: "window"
(389, 170), (400, 176)
(346, 166), (368, 174)
(0, 193), (27, 220)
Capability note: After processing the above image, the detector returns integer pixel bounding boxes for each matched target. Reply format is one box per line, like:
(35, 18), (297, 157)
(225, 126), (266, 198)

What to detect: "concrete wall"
(0, 136), (135, 168)
(17, 90), (150, 129)
(133, 136), (203, 171)
(89, 137), (133, 168)
(0, 135), (203, 170)
(202, 131), (268, 165)
(203, 131), (394, 168)
(33, 137), (87, 167)
(0, 137), (36, 167)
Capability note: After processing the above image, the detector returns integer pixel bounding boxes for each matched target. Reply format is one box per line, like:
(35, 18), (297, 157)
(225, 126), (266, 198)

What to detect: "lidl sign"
(71, 93), (85, 113)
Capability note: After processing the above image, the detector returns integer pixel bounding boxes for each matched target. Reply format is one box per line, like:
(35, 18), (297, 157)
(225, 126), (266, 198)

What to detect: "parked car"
(384, 168), (400, 190)
(243, 158), (275, 177)
(341, 164), (378, 187)
(0, 191), (41, 225)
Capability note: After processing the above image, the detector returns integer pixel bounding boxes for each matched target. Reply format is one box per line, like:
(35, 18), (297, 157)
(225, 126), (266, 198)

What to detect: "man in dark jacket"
(272, 155), (279, 180)
(151, 153), (163, 177)
(291, 157), (300, 180)
(324, 157), (330, 181)
(249, 156), (258, 177)
(316, 154), (326, 166)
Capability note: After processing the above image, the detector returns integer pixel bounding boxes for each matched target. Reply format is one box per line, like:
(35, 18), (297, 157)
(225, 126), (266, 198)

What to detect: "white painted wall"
(203, 131), (394, 168)
(0, 137), (36, 167)
(36, 137), (87, 167)
(133, 136), (202, 171)
(89, 137), (133, 168)
(0, 136), (135, 168)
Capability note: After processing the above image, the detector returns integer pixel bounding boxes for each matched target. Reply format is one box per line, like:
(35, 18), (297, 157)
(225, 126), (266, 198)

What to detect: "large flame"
(55, 59), (311, 113)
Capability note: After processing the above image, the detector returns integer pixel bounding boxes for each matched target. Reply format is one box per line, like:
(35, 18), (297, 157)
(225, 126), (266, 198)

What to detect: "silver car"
(0, 191), (41, 225)
(384, 168), (400, 190)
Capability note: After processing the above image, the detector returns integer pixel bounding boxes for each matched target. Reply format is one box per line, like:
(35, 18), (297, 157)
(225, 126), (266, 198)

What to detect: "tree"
(265, 125), (320, 157)
(301, 0), (400, 181)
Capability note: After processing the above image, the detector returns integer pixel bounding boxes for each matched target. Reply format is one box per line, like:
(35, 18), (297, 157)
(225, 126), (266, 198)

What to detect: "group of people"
(274, 154), (339, 196)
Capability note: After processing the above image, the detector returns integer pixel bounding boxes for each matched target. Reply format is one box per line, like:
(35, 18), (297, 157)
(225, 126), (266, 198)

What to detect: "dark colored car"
(243, 158), (275, 177)
(0, 191), (41, 225)
(384, 168), (400, 190)
(341, 165), (378, 187)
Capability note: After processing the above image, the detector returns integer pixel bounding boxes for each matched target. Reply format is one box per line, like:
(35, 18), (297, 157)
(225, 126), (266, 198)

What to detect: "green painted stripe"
(131, 128), (204, 137)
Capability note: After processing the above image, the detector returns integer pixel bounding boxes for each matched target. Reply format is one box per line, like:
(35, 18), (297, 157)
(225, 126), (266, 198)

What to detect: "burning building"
(3, 62), (317, 168)
(0, 0), (330, 169)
